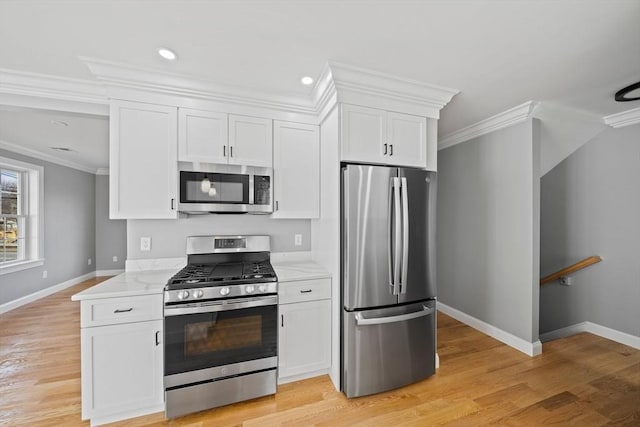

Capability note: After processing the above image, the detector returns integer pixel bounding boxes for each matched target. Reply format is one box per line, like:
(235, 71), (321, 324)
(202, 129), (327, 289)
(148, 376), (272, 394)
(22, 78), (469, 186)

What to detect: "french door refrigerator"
(341, 163), (437, 398)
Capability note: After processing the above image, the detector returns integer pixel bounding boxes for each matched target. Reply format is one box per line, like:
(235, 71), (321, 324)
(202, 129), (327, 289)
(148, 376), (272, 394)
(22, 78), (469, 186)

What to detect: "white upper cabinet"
(340, 104), (428, 168)
(178, 111), (273, 168)
(272, 121), (320, 219)
(228, 114), (273, 168)
(110, 100), (178, 219)
(178, 108), (228, 163)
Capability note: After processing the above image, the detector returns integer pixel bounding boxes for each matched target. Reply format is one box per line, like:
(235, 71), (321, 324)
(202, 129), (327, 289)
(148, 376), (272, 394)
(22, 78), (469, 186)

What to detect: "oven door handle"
(164, 295), (278, 317)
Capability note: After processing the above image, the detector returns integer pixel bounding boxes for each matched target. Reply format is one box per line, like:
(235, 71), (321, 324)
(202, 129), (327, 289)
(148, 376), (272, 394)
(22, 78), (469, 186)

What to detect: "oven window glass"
(184, 315), (262, 356)
(180, 171), (249, 204)
(165, 303), (277, 376)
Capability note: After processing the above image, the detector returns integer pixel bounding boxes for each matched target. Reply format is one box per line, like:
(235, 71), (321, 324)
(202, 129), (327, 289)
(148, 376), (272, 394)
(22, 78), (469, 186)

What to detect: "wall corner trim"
(603, 107), (640, 128)
(540, 322), (640, 350)
(437, 301), (542, 357)
(438, 101), (539, 150)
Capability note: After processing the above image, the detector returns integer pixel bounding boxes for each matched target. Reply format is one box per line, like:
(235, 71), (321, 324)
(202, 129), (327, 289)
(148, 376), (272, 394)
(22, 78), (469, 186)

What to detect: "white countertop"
(71, 258), (330, 302)
(273, 260), (330, 282)
(71, 269), (179, 301)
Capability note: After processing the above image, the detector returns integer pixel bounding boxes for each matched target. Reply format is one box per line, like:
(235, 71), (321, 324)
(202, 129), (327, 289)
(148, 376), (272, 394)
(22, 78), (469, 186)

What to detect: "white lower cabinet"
(278, 278), (331, 382)
(80, 296), (164, 425)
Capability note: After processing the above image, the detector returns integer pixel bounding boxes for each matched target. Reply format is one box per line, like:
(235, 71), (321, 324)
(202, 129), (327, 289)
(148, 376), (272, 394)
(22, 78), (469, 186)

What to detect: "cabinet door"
(110, 101), (177, 219)
(81, 320), (163, 422)
(278, 299), (331, 379)
(228, 114), (273, 167)
(387, 112), (428, 168)
(340, 104), (386, 164)
(178, 108), (228, 163)
(272, 121), (320, 219)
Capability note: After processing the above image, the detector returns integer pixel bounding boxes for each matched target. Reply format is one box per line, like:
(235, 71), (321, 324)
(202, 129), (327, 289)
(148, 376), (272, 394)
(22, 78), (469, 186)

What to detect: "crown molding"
(96, 168), (109, 175)
(603, 107), (640, 128)
(439, 101), (539, 150)
(0, 68), (106, 106)
(314, 61), (459, 120)
(0, 139), (99, 174)
(80, 56), (317, 118)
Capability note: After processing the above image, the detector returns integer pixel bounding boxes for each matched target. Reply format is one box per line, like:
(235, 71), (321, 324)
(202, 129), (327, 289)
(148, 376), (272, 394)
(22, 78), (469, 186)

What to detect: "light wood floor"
(1, 278), (638, 426)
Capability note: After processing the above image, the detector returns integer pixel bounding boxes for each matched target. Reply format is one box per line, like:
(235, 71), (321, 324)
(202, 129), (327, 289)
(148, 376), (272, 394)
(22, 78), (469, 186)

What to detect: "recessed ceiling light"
(615, 81), (640, 102)
(50, 120), (69, 127)
(50, 147), (73, 152)
(158, 47), (177, 61)
(301, 76), (314, 86)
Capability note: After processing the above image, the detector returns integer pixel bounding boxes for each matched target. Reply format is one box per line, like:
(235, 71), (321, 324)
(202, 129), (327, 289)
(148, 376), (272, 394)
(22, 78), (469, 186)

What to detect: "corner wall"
(436, 119), (540, 351)
(95, 175), (126, 272)
(540, 123), (640, 338)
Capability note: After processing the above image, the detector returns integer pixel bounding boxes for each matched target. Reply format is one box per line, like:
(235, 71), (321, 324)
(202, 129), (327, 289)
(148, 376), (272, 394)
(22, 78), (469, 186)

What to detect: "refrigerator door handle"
(355, 305), (434, 326)
(392, 177), (402, 295)
(400, 177), (409, 294)
(388, 177), (394, 292)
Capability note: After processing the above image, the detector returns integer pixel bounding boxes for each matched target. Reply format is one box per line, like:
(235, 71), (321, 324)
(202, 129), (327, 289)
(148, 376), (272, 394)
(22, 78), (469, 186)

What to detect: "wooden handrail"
(540, 256), (602, 285)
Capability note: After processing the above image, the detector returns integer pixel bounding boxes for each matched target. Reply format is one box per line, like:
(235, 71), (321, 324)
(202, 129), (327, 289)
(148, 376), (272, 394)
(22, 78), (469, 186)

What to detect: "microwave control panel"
(254, 176), (271, 205)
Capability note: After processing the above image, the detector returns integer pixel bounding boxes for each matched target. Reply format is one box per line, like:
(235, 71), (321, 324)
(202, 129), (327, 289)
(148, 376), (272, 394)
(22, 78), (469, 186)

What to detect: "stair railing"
(540, 256), (602, 285)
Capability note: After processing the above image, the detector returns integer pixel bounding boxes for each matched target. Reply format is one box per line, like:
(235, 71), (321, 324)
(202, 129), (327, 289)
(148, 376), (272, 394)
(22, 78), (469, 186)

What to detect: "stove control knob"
(245, 285), (255, 294)
(177, 290), (190, 300)
(220, 287), (230, 296)
(258, 285), (266, 293)
(193, 290), (204, 299)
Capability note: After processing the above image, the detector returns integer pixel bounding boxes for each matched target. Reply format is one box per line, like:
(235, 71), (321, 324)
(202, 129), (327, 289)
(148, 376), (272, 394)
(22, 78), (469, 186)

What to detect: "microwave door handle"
(400, 177), (409, 294)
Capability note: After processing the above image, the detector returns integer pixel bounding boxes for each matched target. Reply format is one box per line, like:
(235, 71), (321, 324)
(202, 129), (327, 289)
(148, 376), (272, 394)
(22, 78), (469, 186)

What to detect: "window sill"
(0, 259), (45, 276)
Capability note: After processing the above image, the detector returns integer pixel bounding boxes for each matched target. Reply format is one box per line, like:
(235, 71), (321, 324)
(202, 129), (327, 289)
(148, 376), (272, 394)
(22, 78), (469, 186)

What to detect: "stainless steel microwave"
(178, 163), (273, 214)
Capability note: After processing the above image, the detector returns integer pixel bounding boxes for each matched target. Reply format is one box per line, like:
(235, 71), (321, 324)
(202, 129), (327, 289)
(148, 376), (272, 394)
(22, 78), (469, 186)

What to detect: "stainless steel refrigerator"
(341, 164), (437, 398)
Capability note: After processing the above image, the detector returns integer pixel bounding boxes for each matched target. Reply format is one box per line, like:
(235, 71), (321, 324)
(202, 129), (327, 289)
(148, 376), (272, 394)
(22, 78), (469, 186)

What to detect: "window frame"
(0, 156), (44, 275)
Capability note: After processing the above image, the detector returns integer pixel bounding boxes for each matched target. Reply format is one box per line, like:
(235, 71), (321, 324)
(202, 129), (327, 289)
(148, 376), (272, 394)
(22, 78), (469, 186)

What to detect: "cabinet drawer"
(279, 278), (331, 304)
(81, 294), (163, 327)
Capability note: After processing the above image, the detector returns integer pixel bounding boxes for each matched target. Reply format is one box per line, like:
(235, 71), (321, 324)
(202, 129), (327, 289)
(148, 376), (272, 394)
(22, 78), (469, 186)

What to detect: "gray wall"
(437, 119), (540, 343)
(540, 124), (640, 337)
(95, 175), (126, 271)
(127, 216), (311, 259)
(0, 149), (96, 306)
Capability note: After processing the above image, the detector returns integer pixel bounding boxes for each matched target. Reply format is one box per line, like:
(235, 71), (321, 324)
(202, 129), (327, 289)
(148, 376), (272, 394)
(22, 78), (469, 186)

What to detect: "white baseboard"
(437, 302), (542, 357)
(540, 321), (640, 350)
(0, 269), (125, 315)
(95, 269), (124, 276)
(0, 271), (96, 315)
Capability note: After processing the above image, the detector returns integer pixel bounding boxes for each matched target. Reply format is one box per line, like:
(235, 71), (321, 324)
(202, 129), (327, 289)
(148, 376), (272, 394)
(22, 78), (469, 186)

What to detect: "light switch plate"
(294, 234), (302, 246)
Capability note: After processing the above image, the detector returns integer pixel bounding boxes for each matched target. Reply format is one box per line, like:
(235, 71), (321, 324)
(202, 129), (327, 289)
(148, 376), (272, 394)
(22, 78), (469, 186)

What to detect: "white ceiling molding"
(314, 61), (459, 121)
(0, 68), (106, 108)
(0, 139), (97, 174)
(80, 57), (318, 120)
(96, 168), (109, 175)
(438, 101), (539, 150)
(603, 107), (640, 128)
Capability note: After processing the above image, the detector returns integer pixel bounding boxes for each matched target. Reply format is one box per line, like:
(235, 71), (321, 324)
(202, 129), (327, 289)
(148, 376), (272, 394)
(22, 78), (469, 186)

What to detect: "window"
(0, 156), (43, 274)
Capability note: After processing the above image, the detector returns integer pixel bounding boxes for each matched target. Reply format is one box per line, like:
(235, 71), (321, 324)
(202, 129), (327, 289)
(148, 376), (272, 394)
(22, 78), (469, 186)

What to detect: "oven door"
(164, 296), (278, 385)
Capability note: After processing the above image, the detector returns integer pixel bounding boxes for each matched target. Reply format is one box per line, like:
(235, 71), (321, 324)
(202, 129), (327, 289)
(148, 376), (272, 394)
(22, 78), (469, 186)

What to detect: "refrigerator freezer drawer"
(342, 300), (436, 398)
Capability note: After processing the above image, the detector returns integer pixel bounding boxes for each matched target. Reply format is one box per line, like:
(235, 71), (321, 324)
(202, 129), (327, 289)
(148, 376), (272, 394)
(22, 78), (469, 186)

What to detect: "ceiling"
(0, 0), (638, 172)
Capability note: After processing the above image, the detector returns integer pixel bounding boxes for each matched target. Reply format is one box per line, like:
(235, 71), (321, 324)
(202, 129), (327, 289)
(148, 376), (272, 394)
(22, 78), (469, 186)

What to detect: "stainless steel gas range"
(163, 235), (278, 419)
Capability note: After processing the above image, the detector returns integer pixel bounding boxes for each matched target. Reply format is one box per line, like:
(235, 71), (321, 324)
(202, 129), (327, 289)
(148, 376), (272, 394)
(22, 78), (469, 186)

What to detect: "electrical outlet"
(88, 258), (92, 266)
(140, 237), (151, 252)
(294, 234), (302, 246)
(113, 256), (118, 263)
(42, 270), (47, 279)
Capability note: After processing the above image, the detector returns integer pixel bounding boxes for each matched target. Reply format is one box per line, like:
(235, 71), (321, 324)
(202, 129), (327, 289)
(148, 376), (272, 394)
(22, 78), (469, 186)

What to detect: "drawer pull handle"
(300, 289), (313, 294)
(155, 331), (160, 346)
(114, 308), (133, 313)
